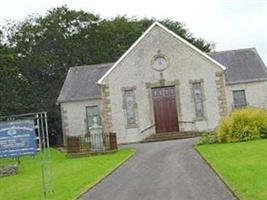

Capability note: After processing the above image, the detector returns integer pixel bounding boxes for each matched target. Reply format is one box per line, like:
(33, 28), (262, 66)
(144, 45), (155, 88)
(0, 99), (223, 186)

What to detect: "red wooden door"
(152, 86), (179, 133)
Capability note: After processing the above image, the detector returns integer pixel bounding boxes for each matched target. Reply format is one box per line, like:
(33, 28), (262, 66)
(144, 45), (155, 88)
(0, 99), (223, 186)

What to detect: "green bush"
(197, 132), (217, 145)
(216, 107), (267, 143)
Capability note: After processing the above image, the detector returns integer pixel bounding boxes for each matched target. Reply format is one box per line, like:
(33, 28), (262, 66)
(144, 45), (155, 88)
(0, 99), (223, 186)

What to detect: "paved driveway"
(80, 138), (237, 200)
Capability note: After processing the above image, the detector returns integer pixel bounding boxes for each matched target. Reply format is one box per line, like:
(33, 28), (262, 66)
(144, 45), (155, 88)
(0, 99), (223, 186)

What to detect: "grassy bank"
(197, 139), (267, 200)
(0, 148), (135, 200)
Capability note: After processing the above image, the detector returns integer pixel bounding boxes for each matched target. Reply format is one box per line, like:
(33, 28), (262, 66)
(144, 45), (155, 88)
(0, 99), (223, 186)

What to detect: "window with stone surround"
(122, 88), (137, 127)
(86, 106), (101, 131)
(233, 90), (247, 108)
(192, 81), (204, 119)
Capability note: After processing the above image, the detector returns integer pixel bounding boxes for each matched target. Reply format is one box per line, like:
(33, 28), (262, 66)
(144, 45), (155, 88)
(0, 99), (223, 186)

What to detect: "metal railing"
(140, 124), (155, 133)
(140, 120), (197, 133)
(66, 132), (118, 154)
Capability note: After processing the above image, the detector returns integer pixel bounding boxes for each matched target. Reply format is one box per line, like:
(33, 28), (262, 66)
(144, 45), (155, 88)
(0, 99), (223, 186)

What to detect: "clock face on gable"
(152, 56), (168, 72)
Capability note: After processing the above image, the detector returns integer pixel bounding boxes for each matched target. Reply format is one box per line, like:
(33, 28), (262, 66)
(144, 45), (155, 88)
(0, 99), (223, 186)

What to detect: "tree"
(0, 31), (29, 116)
(2, 6), (214, 145)
(5, 7), (101, 144)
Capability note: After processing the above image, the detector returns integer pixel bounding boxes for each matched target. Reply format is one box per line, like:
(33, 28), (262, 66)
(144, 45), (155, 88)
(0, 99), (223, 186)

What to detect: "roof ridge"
(209, 47), (256, 55)
(70, 62), (114, 70)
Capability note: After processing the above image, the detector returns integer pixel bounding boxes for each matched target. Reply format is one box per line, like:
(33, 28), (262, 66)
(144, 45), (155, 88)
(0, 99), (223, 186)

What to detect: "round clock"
(152, 55), (168, 72)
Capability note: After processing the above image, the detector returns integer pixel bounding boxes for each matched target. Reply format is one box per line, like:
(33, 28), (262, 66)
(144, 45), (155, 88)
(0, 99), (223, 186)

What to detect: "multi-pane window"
(86, 106), (101, 131)
(192, 82), (204, 119)
(233, 90), (247, 108)
(124, 89), (136, 125)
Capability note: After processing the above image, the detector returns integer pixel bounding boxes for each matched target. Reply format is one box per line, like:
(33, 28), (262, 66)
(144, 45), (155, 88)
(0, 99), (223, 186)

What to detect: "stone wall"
(225, 81), (267, 112)
(215, 71), (228, 117)
(60, 98), (102, 146)
(61, 106), (68, 146)
(102, 25), (224, 143)
(100, 84), (113, 134)
(0, 164), (18, 177)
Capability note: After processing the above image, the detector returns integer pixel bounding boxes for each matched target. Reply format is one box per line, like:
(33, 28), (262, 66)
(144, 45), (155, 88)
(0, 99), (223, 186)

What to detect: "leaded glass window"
(233, 90), (247, 108)
(124, 90), (136, 125)
(86, 106), (101, 131)
(192, 82), (204, 119)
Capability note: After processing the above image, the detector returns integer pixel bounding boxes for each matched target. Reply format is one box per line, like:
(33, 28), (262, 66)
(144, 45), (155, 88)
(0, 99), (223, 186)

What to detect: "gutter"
(226, 78), (267, 85)
(56, 96), (101, 105)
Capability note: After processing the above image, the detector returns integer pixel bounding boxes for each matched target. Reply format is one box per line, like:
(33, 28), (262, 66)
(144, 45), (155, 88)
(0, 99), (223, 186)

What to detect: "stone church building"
(57, 22), (267, 144)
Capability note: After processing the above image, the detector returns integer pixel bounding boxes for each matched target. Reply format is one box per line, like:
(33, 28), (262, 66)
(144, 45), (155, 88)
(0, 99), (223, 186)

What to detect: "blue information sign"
(0, 120), (37, 158)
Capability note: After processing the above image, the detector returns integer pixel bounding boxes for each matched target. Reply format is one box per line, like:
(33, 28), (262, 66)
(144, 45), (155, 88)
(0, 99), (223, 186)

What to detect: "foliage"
(0, 42), (30, 116)
(216, 107), (267, 143)
(0, 148), (135, 200)
(197, 139), (267, 200)
(197, 132), (217, 145)
(0, 6), (214, 145)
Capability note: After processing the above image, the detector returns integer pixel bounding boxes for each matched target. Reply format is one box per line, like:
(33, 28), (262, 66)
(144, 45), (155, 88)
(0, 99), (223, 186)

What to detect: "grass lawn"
(197, 139), (267, 200)
(0, 148), (135, 200)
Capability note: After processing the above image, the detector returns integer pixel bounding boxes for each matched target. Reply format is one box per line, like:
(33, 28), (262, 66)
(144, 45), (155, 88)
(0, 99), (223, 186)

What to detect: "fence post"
(109, 132), (118, 150)
(66, 136), (80, 153)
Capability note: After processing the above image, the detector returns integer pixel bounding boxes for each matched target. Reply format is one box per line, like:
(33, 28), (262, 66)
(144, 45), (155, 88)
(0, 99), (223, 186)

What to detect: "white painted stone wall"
(103, 26), (224, 143)
(225, 81), (267, 112)
(60, 99), (101, 145)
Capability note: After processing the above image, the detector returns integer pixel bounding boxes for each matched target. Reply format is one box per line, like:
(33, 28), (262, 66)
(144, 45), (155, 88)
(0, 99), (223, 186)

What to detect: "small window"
(233, 90), (247, 108)
(86, 106), (101, 131)
(123, 89), (137, 126)
(192, 82), (204, 119)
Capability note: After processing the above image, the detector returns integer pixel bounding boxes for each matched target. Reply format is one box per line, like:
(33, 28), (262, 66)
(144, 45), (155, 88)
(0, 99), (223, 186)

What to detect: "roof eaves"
(97, 22), (159, 85)
(155, 22), (227, 71)
(226, 78), (267, 85)
(208, 47), (257, 55)
(97, 22), (226, 84)
(57, 96), (101, 104)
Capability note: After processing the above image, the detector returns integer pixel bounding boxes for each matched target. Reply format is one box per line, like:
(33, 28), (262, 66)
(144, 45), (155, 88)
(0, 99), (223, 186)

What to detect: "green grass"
(0, 148), (135, 200)
(197, 139), (267, 200)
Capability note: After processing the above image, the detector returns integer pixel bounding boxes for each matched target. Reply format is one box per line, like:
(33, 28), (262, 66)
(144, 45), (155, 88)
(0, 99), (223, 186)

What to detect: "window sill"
(126, 124), (138, 129)
(194, 117), (206, 122)
(233, 105), (247, 109)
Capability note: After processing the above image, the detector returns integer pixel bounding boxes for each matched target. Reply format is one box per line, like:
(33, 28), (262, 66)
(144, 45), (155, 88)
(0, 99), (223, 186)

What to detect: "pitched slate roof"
(209, 48), (267, 84)
(57, 48), (267, 103)
(57, 63), (113, 103)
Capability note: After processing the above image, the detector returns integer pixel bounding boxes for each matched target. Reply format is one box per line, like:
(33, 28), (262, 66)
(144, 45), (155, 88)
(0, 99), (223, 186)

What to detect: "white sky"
(1, 0), (267, 64)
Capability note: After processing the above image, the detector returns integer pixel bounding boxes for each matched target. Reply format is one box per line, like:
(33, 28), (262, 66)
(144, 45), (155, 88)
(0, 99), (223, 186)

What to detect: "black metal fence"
(67, 132), (118, 154)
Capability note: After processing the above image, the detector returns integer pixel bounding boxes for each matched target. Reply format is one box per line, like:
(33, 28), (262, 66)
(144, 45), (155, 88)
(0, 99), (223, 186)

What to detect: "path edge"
(75, 148), (136, 200)
(194, 146), (242, 200)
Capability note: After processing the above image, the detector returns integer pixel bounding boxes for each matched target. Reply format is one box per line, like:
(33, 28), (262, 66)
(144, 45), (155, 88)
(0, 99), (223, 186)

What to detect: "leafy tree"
(5, 7), (101, 144)
(1, 6), (214, 145)
(159, 19), (214, 52)
(0, 32), (29, 116)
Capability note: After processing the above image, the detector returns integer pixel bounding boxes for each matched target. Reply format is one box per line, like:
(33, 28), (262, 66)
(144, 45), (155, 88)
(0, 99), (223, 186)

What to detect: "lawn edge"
(194, 145), (242, 200)
(74, 148), (136, 200)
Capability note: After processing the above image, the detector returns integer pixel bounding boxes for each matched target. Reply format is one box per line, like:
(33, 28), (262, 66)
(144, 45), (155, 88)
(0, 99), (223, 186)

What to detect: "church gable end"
(98, 22), (226, 85)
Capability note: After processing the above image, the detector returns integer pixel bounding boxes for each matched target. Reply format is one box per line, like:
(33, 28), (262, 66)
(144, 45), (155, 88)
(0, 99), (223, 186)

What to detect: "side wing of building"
(210, 48), (267, 112)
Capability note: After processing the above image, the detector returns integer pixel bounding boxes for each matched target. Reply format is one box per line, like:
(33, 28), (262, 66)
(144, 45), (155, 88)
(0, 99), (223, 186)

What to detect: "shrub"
(197, 131), (217, 145)
(216, 107), (267, 143)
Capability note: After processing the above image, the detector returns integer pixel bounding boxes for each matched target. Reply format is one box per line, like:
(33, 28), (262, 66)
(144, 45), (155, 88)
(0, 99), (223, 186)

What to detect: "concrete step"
(142, 131), (201, 143)
(147, 132), (198, 138)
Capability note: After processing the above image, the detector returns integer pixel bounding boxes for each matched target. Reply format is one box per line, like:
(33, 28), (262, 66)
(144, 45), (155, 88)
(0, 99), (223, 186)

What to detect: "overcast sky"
(1, 0), (267, 64)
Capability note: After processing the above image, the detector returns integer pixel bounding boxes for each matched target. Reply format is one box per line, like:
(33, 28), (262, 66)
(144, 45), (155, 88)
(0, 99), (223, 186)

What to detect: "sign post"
(0, 120), (36, 158)
(0, 112), (53, 197)
(36, 112), (54, 197)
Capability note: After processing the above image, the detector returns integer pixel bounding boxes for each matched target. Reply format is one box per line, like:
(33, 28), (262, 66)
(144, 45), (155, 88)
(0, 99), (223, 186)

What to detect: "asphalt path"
(80, 138), (237, 200)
